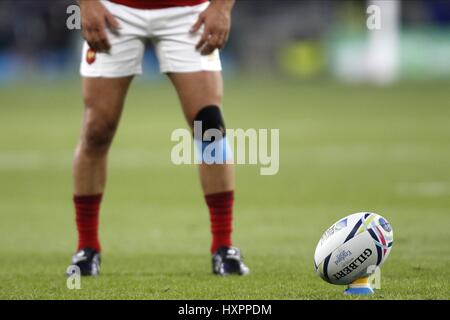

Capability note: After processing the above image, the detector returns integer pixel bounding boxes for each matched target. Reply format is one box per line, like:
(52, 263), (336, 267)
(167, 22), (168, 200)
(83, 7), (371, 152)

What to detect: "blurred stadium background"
(1, 0), (450, 83)
(0, 0), (449, 299)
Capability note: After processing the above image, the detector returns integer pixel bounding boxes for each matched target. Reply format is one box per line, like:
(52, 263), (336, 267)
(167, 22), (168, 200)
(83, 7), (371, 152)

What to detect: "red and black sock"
(205, 191), (234, 253)
(74, 194), (103, 252)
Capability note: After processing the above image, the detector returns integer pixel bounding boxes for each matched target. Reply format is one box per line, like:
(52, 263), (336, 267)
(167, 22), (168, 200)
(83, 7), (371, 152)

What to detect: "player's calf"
(193, 106), (249, 275)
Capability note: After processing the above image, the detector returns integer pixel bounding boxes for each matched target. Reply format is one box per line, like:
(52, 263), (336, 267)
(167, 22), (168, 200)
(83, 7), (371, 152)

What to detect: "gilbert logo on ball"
(86, 48), (96, 65)
(314, 212), (393, 291)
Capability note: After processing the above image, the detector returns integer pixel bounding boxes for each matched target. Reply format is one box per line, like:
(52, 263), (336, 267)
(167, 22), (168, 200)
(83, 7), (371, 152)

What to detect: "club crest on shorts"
(86, 48), (96, 65)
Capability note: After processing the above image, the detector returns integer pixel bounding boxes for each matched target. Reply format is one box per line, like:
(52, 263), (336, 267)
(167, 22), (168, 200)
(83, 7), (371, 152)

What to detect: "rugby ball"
(314, 212), (393, 285)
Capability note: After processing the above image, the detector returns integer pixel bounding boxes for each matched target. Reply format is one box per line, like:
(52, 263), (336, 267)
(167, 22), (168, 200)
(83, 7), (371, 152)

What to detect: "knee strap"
(193, 105), (226, 136)
(193, 105), (232, 164)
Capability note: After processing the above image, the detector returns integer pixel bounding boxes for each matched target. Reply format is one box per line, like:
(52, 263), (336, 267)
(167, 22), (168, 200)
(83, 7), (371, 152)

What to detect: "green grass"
(0, 77), (449, 299)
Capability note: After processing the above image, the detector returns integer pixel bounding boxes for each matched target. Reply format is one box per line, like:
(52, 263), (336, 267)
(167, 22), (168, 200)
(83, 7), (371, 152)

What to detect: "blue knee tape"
(195, 135), (233, 164)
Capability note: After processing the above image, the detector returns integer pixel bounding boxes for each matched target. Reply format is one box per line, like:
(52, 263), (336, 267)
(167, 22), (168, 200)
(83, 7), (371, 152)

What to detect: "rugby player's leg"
(168, 71), (233, 194)
(68, 0), (146, 276)
(169, 71), (249, 275)
(168, 71), (235, 245)
(73, 76), (132, 254)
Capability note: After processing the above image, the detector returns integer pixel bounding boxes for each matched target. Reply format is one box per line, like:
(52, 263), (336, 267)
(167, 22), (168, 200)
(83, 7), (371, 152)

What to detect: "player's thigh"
(82, 76), (133, 135)
(168, 71), (223, 124)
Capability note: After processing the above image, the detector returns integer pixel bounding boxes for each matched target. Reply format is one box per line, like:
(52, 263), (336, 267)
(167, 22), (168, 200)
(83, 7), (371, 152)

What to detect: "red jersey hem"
(108, 0), (208, 9)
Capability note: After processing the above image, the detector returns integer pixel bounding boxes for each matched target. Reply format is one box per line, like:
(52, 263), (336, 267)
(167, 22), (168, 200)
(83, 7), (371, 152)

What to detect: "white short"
(80, 0), (222, 77)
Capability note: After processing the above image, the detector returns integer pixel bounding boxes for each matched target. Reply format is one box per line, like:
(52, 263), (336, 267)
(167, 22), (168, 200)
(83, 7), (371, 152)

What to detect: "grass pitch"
(0, 77), (449, 299)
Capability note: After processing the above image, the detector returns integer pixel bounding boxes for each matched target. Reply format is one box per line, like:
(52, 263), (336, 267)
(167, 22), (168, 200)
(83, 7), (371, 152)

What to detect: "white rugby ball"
(314, 212), (393, 285)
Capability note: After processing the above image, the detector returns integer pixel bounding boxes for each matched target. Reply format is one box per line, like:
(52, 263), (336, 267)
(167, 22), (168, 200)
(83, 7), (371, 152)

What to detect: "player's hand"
(78, 0), (120, 53)
(190, 0), (235, 56)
